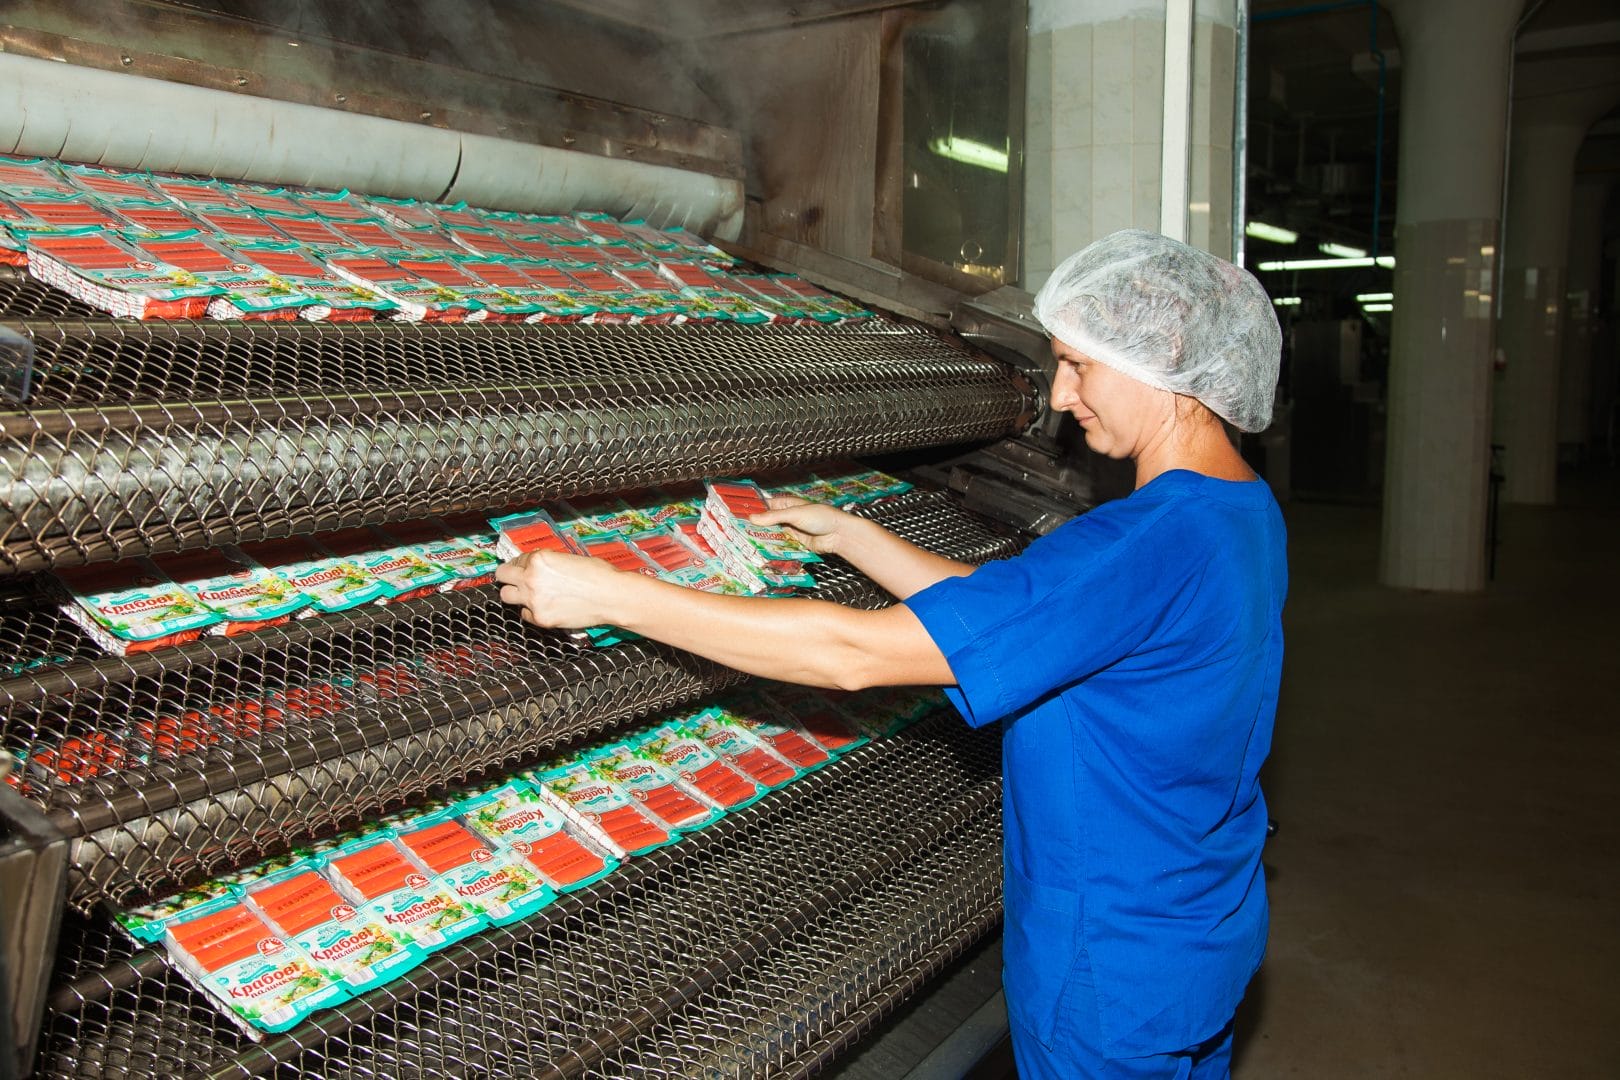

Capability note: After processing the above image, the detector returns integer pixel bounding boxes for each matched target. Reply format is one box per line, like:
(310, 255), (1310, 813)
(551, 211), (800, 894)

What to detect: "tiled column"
(1023, 0), (1238, 292)
(1497, 117), (1587, 505)
(1496, 64), (1620, 504)
(1560, 178), (1613, 453)
(1378, 0), (1520, 593)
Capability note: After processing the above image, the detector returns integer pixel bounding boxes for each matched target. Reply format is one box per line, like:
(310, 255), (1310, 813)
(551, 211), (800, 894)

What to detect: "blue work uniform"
(904, 470), (1286, 1077)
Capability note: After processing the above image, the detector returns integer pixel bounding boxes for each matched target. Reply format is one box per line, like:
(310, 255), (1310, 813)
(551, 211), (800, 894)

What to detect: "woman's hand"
(494, 549), (630, 629)
(751, 496), (859, 556)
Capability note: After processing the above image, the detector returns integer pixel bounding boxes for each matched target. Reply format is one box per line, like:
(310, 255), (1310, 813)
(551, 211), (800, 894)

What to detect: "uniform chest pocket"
(1002, 863), (1086, 1051)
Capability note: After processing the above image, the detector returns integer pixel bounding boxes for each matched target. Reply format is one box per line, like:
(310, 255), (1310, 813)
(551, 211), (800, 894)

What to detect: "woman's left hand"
(494, 550), (626, 629)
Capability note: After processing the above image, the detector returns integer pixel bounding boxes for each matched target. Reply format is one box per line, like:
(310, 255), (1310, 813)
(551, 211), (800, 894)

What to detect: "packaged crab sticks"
(149, 175), (246, 211)
(392, 807), (556, 925)
(149, 547), (311, 636)
(56, 559), (221, 655)
(530, 761), (676, 857)
(631, 724), (763, 809)
(151, 893), (347, 1035)
(242, 860), (423, 995)
(323, 250), (484, 322)
(20, 731), (133, 787)
(684, 707), (805, 789)
(758, 682), (868, 755)
(112, 230), (321, 321)
(22, 227), (220, 319)
(376, 518), (501, 591)
(232, 537), (391, 614)
(0, 155), (76, 198)
(314, 528), (455, 603)
(585, 741), (724, 833)
(323, 832), (486, 951)
(212, 239), (394, 321)
(488, 508), (582, 561)
(700, 478), (821, 592)
(555, 494), (659, 544)
(714, 692), (834, 771)
(460, 780), (620, 891)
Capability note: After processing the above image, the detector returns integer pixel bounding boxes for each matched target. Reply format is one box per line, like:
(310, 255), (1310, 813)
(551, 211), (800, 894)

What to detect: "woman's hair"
(1033, 230), (1282, 432)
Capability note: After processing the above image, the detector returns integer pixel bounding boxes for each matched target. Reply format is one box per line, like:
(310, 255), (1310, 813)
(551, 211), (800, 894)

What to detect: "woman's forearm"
(602, 572), (953, 691)
(833, 516), (975, 599)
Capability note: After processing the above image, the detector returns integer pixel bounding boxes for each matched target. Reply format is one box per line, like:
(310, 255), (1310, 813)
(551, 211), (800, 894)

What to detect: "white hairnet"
(1032, 229), (1282, 432)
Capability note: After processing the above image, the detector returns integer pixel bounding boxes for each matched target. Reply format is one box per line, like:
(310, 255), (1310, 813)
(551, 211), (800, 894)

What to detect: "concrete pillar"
(1496, 61), (1620, 503)
(1023, 0), (1239, 292)
(1558, 178), (1611, 455)
(1378, 0), (1521, 593)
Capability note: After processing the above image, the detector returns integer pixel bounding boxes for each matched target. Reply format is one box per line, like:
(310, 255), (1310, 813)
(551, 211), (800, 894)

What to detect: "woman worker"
(495, 228), (1286, 1079)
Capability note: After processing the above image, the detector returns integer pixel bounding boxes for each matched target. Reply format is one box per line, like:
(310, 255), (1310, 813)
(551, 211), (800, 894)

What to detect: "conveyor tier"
(35, 712), (1002, 1080)
(1, 492), (1017, 912)
(0, 272), (1030, 573)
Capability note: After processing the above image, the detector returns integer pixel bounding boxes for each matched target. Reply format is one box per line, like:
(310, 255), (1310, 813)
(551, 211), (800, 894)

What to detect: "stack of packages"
(0, 153), (872, 325)
(111, 682), (937, 1037)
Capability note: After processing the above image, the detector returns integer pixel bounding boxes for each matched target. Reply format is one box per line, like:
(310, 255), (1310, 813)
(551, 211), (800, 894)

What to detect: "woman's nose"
(1050, 366), (1079, 409)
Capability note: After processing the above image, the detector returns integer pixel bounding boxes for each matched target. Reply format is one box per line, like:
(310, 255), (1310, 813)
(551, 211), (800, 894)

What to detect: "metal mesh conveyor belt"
(34, 714), (1002, 1080)
(0, 491), (1018, 911)
(0, 309), (1029, 572)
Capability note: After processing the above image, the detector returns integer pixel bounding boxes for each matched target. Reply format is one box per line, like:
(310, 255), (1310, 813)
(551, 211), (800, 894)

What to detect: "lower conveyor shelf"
(35, 714), (1002, 1080)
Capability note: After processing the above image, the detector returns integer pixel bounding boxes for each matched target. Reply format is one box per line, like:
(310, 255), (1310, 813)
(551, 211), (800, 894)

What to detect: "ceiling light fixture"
(1362, 303), (1393, 313)
(1245, 221), (1298, 244)
(1272, 296), (1302, 306)
(1255, 256), (1395, 271)
(928, 136), (1008, 172)
(1355, 292), (1394, 302)
(1319, 241), (1368, 259)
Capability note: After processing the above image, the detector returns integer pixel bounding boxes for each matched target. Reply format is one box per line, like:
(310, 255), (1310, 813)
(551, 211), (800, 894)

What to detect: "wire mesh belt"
(0, 492), (1019, 911)
(34, 712), (1002, 1080)
(0, 268), (103, 322)
(0, 314), (1029, 572)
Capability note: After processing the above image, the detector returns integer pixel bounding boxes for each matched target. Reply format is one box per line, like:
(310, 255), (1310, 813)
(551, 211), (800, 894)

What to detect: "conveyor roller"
(0, 315), (1030, 572)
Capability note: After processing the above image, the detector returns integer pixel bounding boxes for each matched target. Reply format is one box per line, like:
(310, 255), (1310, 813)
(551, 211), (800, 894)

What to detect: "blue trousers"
(1010, 1015), (1235, 1080)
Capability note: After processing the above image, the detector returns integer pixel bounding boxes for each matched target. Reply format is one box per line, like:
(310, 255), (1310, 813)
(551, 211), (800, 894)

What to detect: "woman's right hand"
(751, 496), (859, 556)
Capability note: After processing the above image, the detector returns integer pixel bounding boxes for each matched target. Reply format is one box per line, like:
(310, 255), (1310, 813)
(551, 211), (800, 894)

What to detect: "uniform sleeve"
(903, 503), (1190, 728)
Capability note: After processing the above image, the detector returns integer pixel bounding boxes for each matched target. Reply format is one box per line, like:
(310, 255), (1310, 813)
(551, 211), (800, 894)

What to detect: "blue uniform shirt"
(905, 470), (1286, 1058)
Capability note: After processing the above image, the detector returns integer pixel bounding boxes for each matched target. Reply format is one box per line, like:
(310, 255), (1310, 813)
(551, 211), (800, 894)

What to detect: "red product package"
(395, 819), (495, 875)
(191, 208), (286, 243)
(59, 164), (160, 201)
(230, 187), (307, 216)
(327, 219), (412, 251)
(109, 201), (200, 235)
(627, 530), (707, 575)
(7, 195), (124, 231)
(0, 156), (75, 198)
(263, 214), (352, 248)
(581, 538), (661, 577)
(247, 870), (349, 937)
(720, 694), (831, 770)
(634, 723), (763, 809)
(489, 508), (584, 561)
(23, 732), (132, 786)
(150, 176), (245, 211)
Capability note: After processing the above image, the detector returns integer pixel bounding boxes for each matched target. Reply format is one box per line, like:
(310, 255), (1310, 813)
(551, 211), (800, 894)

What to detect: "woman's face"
(1048, 338), (1175, 459)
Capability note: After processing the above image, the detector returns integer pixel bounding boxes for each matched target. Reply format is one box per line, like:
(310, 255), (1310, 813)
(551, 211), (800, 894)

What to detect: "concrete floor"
(1233, 467), (1620, 1078)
